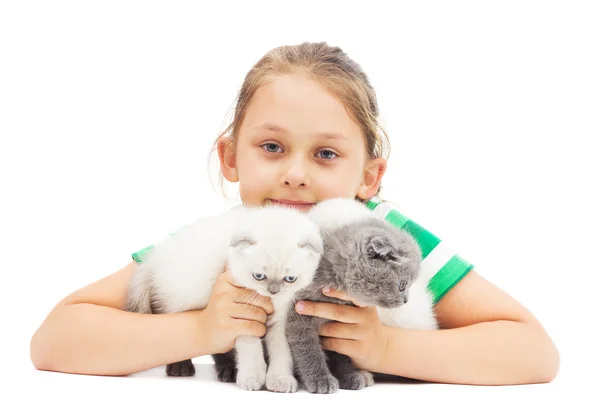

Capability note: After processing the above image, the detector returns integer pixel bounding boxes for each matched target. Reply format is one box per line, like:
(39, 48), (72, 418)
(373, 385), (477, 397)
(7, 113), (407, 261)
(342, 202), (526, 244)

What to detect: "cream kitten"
(123, 204), (323, 392)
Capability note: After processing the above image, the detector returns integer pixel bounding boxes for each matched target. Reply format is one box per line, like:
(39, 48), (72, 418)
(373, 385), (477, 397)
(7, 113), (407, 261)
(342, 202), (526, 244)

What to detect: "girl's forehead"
(240, 74), (364, 141)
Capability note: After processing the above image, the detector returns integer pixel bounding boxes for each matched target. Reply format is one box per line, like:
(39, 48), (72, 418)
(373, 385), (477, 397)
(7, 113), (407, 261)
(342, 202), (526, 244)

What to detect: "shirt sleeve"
(131, 244), (155, 263)
(131, 224), (189, 263)
(366, 197), (474, 304)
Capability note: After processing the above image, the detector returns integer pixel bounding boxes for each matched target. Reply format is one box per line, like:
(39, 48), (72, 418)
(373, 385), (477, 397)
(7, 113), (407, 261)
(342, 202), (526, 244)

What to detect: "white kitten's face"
(227, 206), (323, 299)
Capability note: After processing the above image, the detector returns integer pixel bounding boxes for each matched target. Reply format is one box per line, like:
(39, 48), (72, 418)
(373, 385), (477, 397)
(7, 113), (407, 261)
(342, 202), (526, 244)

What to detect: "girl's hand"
(200, 266), (274, 354)
(294, 287), (389, 372)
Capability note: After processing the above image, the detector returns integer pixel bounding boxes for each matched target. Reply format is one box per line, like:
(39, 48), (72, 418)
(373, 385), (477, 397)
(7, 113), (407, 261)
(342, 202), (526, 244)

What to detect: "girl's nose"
(280, 158), (310, 188)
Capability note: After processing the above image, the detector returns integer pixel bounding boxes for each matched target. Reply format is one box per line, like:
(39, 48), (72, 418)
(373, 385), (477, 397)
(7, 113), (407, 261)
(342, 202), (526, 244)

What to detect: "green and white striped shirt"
(365, 196), (473, 304)
(131, 197), (474, 305)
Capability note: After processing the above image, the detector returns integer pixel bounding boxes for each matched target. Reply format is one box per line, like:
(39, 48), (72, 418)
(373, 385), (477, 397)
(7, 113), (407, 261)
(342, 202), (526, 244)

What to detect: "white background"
(1, 1), (598, 416)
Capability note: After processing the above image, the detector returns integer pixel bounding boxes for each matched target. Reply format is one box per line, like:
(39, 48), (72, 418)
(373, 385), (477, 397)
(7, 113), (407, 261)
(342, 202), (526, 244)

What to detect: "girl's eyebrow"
(254, 123), (349, 141)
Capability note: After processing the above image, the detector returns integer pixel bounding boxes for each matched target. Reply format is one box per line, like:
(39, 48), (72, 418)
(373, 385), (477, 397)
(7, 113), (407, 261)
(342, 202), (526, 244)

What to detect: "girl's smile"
(265, 198), (316, 212)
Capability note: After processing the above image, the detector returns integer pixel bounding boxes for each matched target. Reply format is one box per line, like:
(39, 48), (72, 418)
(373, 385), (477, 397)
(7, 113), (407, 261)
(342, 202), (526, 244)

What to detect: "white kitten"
(124, 204), (323, 392)
(307, 197), (438, 331)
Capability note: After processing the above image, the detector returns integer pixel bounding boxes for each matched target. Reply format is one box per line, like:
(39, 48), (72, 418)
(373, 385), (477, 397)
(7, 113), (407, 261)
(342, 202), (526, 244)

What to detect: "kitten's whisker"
(249, 292), (261, 310)
(240, 293), (251, 304)
(238, 295), (254, 312)
(243, 292), (262, 311)
(239, 292), (255, 307)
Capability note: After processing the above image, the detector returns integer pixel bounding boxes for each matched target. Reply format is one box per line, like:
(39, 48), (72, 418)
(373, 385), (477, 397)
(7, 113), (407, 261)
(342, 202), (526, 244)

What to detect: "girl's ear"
(356, 157), (387, 200)
(217, 136), (239, 182)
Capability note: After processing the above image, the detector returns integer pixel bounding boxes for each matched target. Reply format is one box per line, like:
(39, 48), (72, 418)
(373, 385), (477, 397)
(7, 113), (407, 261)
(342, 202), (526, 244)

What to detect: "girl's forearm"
(30, 303), (211, 376)
(374, 320), (559, 385)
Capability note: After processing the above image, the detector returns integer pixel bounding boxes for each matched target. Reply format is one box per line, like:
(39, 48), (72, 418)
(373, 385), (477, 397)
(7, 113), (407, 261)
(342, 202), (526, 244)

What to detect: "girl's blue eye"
(262, 143), (283, 153)
(283, 276), (297, 283)
(262, 144), (337, 160)
(317, 150), (338, 160)
(253, 273), (267, 281)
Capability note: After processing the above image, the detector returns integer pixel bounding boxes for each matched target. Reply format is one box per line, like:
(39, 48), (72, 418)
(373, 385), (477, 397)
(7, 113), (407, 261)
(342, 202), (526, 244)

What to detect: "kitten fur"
(285, 198), (438, 394)
(123, 204), (323, 392)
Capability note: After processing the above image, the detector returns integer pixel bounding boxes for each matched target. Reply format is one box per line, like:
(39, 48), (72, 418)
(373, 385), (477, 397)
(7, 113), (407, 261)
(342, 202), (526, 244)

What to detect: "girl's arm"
(30, 261), (272, 377)
(375, 269), (560, 385)
(296, 269), (559, 385)
(29, 261), (210, 376)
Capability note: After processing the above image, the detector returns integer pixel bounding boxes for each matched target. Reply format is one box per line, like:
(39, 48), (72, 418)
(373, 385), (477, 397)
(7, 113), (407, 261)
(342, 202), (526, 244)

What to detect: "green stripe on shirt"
(384, 208), (409, 229)
(131, 244), (154, 263)
(400, 219), (441, 259)
(365, 197), (473, 304)
(427, 255), (474, 304)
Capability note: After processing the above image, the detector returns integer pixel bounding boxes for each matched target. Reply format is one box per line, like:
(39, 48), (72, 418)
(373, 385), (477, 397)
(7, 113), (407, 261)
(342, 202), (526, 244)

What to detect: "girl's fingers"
(295, 300), (362, 323)
(222, 270), (244, 288)
(229, 302), (268, 324)
(322, 287), (367, 308)
(235, 319), (267, 338)
(234, 288), (274, 315)
(319, 321), (359, 340)
(320, 337), (360, 357)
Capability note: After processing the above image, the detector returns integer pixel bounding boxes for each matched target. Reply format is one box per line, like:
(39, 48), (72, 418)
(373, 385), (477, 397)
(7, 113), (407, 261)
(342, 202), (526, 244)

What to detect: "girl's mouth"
(266, 199), (316, 211)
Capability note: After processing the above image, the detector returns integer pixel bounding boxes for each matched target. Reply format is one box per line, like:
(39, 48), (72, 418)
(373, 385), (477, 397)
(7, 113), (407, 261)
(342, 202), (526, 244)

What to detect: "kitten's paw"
(236, 364), (267, 391)
(360, 370), (375, 387)
(166, 359), (195, 377)
(304, 375), (339, 394)
(338, 370), (373, 390)
(266, 374), (298, 393)
(215, 364), (237, 382)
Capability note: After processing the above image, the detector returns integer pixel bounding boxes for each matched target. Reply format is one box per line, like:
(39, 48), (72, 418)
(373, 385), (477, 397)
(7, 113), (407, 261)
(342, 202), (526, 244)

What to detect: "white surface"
(9, 361), (591, 417)
(1, 1), (598, 416)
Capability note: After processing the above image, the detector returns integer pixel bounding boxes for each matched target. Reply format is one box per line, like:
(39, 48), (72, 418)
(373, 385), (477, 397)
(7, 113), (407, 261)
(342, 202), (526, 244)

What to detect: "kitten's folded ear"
(298, 236), (324, 256)
(230, 235), (256, 250)
(366, 236), (397, 261)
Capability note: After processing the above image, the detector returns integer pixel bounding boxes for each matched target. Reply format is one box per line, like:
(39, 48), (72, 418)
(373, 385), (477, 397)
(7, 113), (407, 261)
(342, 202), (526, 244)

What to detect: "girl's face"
(218, 73), (386, 212)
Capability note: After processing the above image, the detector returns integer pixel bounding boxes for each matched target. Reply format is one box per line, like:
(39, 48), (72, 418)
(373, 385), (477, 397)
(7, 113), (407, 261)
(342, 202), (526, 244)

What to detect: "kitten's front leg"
(235, 335), (267, 391)
(327, 351), (374, 390)
(286, 313), (339, 394)
(264, 321), (298, 393)
(165, 359), (195, 377)
(212, 350), (237, 382)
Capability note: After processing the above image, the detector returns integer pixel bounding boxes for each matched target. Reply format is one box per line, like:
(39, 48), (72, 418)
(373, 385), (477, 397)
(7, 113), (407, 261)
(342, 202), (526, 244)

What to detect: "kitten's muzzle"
(267, 283), (281, 294)
(377, 296), (406, 309)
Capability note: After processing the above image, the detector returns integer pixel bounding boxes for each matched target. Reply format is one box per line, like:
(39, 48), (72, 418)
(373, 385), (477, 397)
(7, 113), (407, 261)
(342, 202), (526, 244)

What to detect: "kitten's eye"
(398, 281), (407, 292)
(283, 276), (297, 283)
(253, 273), (267, 281)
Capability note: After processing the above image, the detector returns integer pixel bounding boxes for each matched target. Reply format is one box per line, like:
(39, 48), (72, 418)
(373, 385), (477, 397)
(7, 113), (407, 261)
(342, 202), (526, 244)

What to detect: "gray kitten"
(285, 217), (422, 394)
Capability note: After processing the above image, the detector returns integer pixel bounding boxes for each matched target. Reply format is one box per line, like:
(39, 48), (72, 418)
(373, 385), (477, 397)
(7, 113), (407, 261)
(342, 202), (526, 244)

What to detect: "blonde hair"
(208, 41), (391, 202)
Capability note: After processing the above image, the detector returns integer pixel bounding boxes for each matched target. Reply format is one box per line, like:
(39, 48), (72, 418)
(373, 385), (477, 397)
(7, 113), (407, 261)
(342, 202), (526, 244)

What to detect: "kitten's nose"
(403, 295), (408, 304)
(268, 283), (280, 294)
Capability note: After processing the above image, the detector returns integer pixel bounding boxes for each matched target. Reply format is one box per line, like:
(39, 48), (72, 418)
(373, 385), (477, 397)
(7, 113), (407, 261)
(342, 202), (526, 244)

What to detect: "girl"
(29, 41), (559, 385)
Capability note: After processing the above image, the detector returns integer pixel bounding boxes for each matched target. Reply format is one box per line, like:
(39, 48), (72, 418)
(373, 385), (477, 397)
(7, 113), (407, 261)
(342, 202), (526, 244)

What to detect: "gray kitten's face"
(323, 219), (422, 308)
